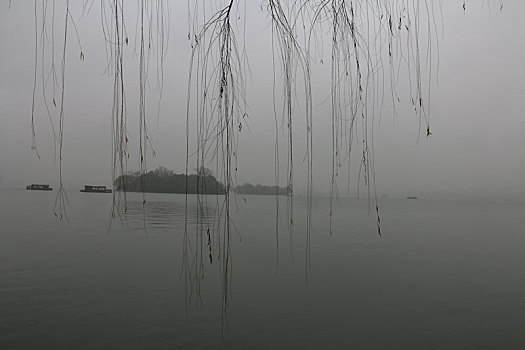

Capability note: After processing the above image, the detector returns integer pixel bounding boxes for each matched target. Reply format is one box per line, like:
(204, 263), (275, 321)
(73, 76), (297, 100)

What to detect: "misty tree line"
(115, 166), (226, 194)
(116, 166), (289, 195)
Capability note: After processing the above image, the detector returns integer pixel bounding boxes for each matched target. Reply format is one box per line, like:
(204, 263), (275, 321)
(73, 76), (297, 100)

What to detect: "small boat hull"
(26, 184), (53, 191)
(80, 185), (112, 193)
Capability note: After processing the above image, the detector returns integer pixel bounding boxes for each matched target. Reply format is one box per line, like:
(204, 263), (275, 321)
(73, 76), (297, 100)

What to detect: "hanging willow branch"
(185, 0), (248, 333)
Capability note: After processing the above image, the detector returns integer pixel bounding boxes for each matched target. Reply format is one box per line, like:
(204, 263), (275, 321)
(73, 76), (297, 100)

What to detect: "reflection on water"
(113, 195), (226, 318)
(2, 190), (525, 348)
(116, 198), (217, 232)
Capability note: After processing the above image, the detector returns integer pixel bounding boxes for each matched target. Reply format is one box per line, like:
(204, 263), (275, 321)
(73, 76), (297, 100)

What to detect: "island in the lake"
(115, 167), (226, 194)
(114, 167), (291, 196)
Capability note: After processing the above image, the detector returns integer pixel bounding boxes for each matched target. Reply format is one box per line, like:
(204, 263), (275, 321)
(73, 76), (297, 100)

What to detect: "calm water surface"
(1, 188), (525, 349)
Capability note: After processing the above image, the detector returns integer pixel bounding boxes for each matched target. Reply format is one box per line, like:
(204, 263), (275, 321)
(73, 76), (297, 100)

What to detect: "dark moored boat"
(80, 185), (112, 193)
(26, 184), (53, 191)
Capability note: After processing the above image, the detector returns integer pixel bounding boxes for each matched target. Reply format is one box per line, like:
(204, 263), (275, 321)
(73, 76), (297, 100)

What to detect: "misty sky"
(1, 1), (524, 197)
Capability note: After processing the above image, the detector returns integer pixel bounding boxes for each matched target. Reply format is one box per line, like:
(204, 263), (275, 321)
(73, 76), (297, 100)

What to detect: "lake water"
(1, 188), (525, 349)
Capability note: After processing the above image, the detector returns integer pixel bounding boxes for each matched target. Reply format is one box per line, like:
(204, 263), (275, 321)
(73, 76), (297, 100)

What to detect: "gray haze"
(1, 1), (524, 197)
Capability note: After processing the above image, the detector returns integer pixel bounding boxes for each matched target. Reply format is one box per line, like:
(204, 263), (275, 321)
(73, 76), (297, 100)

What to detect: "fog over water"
(1, 3), (525, 348)
(0, 2), (524, 197)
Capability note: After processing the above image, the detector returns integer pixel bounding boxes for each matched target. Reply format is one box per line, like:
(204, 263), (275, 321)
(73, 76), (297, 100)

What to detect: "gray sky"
(1, 1), (524, 197)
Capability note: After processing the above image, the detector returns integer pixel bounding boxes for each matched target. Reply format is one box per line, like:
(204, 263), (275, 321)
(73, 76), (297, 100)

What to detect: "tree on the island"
(153, 166), (173, 178)
(195, 167), (214, 178)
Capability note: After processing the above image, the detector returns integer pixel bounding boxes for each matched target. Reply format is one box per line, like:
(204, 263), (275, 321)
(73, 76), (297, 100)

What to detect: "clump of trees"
(115, 167), (225, 195)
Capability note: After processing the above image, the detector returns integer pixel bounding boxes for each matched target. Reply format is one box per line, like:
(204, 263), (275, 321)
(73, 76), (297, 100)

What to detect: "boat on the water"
(406, 196), (418, 200)
(80, 185), (112, 193)
(26, 184), (53, 191)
